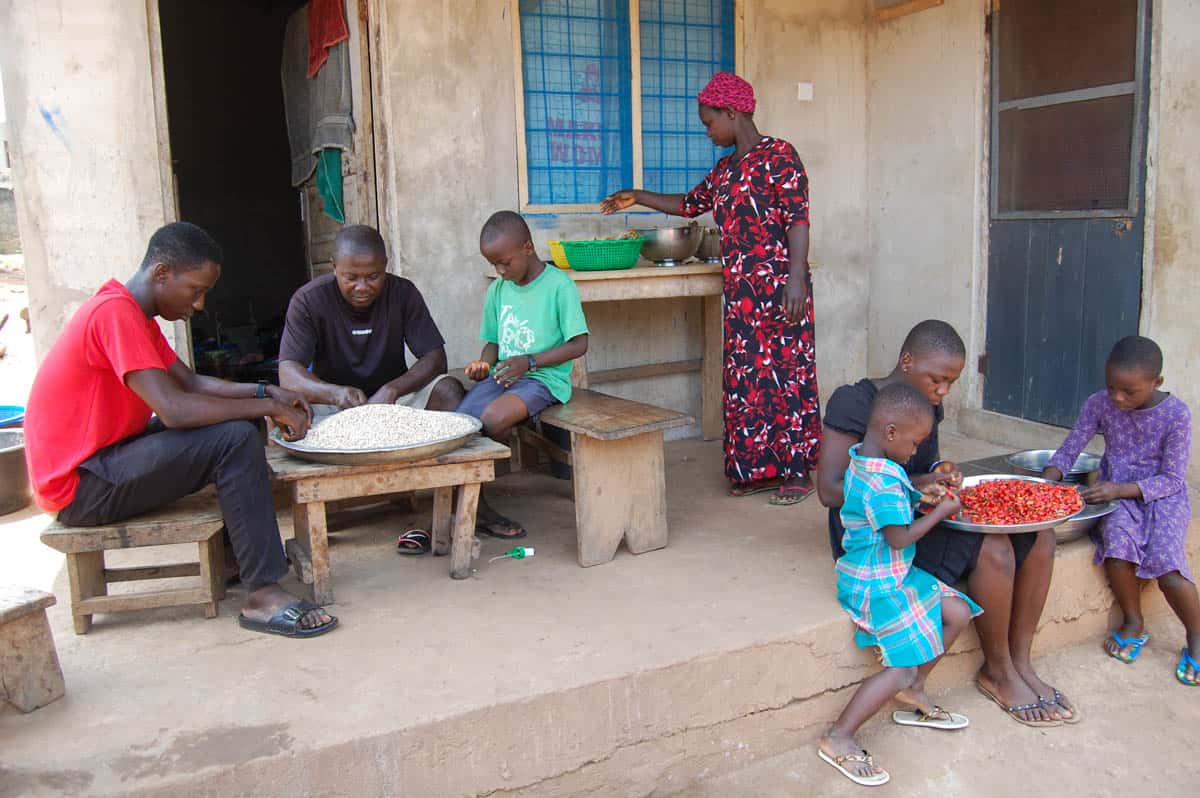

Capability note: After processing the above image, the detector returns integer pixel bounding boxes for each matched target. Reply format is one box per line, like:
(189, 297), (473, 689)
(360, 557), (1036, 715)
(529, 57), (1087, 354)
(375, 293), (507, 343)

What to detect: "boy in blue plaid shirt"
(819, 383), (981, 787)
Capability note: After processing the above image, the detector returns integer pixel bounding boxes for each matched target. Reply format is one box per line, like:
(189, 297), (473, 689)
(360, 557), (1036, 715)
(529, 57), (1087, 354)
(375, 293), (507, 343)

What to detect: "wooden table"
(491, 264), (725, 439)
(267, 436), (511, 602)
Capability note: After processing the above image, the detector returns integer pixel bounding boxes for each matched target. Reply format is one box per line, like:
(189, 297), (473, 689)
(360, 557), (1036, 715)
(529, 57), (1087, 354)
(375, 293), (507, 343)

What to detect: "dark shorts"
(455, 376), (558, 421)
(912, 526), (1040, 586)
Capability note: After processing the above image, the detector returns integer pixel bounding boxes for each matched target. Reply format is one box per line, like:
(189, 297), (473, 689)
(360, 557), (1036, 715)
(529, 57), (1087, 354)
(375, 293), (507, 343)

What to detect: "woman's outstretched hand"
(600, 190), (637, 215)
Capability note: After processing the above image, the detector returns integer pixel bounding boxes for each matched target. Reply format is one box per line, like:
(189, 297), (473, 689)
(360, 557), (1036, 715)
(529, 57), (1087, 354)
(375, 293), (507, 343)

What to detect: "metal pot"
(696, 227), (722, 263)
(0, 430), (32, 516)
(630, 224), (703, 265)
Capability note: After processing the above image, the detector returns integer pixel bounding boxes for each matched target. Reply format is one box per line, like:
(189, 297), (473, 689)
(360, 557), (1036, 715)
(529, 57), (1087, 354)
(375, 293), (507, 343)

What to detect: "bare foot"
(241, 584), (332, 630)
(977, 668), (1056, 724)
(819, 733), (885, 781)
(895, 685), (937, 715)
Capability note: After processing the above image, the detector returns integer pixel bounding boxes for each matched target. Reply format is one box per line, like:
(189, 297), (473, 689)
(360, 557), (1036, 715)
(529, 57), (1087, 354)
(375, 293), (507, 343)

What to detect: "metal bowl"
(631, 225), (703, 265)
(925, 474), (1088, 535)
(1006, 449), (1100, 485)
(269, 412), (482, 465)
(1053, 498), (1118, 543)
(0, 430), (31, 516)
(696, 227), (722, 263)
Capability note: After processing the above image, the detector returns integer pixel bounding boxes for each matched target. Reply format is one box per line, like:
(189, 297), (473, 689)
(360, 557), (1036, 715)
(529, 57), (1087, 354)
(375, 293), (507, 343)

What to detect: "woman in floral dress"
(602, 72), (820, 506)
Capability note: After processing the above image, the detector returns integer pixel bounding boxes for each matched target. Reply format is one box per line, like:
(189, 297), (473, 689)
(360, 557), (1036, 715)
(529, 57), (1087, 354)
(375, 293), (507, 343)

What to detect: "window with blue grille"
(517, 0), (736, 207)
(519, 1), (634, 206)
(640, 0), (736, 194)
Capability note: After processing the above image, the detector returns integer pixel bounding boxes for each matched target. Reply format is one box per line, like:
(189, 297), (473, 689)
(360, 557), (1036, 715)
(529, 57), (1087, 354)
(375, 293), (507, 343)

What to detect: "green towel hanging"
(316, 148), (345, 223)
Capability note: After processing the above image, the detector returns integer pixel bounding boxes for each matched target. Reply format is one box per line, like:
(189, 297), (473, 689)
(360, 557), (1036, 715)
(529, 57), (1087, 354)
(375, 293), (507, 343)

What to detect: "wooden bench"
(40, 494), (228, 634)
(268, 435), (511, 600)
(515, 388), (693, 567)
(0, 585), (66, 712)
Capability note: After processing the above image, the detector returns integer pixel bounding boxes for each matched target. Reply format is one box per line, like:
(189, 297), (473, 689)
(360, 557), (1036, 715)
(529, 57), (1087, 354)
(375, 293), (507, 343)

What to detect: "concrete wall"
(745, 0), (871, 402)
(1144, 0), (1200, 482)
(0, 1), (177, 358)
(865, 0), (988, 421)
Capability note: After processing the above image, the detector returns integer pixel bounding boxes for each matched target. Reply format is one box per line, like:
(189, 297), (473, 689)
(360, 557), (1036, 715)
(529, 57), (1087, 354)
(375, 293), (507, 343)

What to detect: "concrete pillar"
(0, 1), (177, 360)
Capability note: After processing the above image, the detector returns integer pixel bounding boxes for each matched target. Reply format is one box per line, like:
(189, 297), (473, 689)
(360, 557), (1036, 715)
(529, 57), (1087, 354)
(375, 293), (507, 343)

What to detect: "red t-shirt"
(24, 280), (178, 511)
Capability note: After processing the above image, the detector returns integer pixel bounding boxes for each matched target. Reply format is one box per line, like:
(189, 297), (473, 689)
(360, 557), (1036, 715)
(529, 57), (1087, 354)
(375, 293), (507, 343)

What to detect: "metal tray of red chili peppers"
(921, 475), (1111, 534)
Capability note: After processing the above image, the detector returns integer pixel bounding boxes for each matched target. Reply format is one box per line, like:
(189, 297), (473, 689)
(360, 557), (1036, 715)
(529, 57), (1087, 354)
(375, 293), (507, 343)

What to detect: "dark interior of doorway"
(159, 0), (310, 383)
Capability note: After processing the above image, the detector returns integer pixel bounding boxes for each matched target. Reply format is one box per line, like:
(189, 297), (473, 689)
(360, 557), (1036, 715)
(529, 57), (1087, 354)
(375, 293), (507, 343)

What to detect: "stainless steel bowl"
(1006, 449), (1100, 485)
(1053, 498), (1118, 543)
(0, 430), (31, 516)
(925, 474), (1087, 534)
(631, 225), (703, 265)
(270, 412), (483, 465)
(696, 227), (722, 263)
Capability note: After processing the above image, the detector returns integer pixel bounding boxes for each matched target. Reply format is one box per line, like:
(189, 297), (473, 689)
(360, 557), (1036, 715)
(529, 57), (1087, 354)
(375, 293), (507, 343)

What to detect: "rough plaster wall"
(0, 1), (173, 359)
(1145, 0), (1200, 482)
(745, 0), (871, 402)
(865, 0), (987, 418)
(373, 0), (520, 372)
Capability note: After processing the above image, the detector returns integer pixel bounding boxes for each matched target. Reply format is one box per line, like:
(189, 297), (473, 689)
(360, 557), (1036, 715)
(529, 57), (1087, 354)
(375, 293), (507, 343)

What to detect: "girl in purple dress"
(1044, 336), (1199, 685)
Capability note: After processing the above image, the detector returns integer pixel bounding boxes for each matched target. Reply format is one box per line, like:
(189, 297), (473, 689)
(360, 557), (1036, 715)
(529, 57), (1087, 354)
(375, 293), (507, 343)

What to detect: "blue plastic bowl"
(0, 405), (25, 428)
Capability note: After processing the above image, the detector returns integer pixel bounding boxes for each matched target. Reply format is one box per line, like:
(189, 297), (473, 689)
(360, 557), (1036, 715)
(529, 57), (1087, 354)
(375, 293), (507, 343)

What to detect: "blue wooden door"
(983, 0), (1149, 428)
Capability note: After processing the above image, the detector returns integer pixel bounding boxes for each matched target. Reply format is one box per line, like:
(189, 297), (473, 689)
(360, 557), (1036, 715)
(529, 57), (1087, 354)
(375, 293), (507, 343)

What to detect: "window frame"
(988, 0), (1150, 221)
(510, 0), (744, 214)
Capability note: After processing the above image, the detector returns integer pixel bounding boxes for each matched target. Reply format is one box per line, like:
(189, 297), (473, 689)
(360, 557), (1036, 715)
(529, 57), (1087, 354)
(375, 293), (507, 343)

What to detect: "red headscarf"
(697, 72), (756, 114)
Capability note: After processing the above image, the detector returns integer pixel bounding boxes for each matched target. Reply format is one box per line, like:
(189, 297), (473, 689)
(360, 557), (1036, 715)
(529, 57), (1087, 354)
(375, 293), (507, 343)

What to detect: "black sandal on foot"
(238, 600), (338, 639)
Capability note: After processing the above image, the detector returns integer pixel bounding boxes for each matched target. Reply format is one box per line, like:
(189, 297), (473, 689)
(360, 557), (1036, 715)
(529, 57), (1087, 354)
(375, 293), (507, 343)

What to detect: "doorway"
(983, 0), (1150, 427)
(157, 0), (376, 383)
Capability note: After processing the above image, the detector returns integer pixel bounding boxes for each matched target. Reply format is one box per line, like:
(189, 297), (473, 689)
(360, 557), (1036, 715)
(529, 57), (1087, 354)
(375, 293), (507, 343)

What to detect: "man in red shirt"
(24, 222), (337, 638)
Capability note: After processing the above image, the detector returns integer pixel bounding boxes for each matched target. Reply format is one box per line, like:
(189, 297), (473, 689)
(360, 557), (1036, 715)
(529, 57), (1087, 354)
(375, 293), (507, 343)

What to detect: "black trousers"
(58, 420), (289, 589)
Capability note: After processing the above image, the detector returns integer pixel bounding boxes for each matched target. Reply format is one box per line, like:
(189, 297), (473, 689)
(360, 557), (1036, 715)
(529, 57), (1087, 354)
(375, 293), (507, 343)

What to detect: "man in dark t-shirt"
(279, 226), (464, 411)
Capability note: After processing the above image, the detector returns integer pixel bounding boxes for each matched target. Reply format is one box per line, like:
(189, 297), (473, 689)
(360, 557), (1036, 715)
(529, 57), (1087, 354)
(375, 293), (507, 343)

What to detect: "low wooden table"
(268, 436), (511, 602)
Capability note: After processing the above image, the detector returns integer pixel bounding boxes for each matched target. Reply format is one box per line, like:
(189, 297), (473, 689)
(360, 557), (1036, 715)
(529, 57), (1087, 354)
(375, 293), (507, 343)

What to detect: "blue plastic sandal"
(1108, 631), (1150, 664)
(1176, 648), (1200, 686)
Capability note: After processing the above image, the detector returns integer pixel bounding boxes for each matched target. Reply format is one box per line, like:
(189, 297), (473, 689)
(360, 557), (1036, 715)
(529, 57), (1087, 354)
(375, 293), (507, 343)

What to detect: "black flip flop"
(238, 599), (338, 639)
(397, 529), (431, 555)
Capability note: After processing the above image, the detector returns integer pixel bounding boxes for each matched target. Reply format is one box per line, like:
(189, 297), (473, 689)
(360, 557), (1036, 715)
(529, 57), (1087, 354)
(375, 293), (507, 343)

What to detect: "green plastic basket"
(558, 238), (645, 271)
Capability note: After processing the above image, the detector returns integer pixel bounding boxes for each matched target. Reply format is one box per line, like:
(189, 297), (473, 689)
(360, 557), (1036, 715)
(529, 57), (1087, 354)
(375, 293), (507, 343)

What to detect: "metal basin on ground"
(0, 430), (32, 515)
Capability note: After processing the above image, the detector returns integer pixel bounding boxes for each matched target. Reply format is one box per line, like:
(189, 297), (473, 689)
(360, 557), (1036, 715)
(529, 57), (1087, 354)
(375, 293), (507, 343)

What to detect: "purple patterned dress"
(1049, 391), (1192, 581)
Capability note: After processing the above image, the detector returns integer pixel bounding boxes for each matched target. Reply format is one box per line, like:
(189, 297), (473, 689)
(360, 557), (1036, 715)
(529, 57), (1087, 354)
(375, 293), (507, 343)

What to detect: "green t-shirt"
(481, 266), (589, 403)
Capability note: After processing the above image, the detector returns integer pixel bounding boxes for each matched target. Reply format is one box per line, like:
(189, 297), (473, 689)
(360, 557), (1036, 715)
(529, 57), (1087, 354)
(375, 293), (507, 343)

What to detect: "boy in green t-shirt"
(457, 211), (589, 538)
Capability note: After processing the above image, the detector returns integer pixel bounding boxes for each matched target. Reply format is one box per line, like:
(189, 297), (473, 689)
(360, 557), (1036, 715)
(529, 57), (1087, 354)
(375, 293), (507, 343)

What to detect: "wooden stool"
(40, 494), (228, 634)
(515, 388), (693, 567)
(0, 585), (66, 712)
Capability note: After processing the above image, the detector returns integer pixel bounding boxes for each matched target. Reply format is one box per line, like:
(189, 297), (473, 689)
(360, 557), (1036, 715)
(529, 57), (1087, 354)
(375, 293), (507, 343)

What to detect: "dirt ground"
(674, 639), (1200, 798)
(0, 253), (33, 406)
